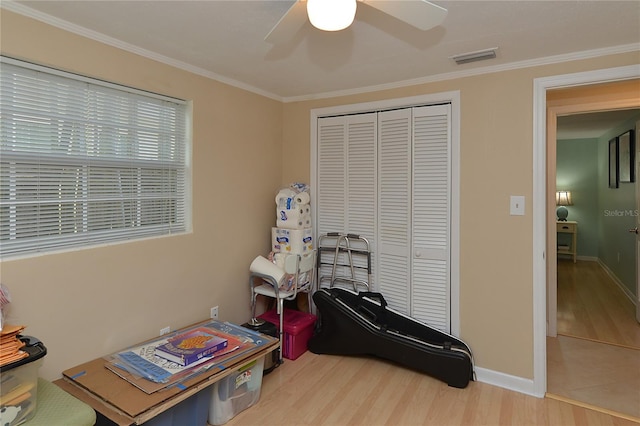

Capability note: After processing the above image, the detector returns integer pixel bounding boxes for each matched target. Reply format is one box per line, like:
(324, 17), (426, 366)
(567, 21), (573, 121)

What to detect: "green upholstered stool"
(23, 378), (96, 426)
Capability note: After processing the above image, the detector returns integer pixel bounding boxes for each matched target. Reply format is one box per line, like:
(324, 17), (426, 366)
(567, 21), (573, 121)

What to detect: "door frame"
(636, 119), (640, 323)
(532, 64), (640, 397)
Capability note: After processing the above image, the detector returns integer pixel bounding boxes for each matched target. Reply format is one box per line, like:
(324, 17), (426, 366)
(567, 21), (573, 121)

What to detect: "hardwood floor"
(220, 259), (639, 425)
(549, 259), (640, 422)
(556, 259), (640, 349)
(223, 351), (637, 426)
(547, 335), (640, 421)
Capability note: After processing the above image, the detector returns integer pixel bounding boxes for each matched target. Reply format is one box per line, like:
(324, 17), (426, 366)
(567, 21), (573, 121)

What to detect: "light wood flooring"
(548, 259), (640, 421)
(547, 335), (640, 421)
(222, 351), (636, 426)
(220, 259), (639, 425)
(556, 259), (640, 349)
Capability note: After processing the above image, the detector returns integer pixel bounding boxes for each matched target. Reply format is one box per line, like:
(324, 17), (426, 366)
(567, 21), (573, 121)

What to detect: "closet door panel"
(317, 114), (376, 290)
(346, 115), (377, 289)
(317, 116), (347, 234)
(317, 117), (347, 289)
(345, 115), (377, 239)
(377, 108), (412, 313)
(412, 104), (451, 332)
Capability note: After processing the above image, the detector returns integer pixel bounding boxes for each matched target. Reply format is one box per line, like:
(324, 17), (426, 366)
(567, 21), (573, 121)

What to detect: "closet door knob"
(629, 227), (638, 234)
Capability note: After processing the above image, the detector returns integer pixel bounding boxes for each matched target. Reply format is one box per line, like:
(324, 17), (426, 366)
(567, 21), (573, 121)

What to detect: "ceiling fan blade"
(265, 1), (309, 44)
(361, 0), (447, 31)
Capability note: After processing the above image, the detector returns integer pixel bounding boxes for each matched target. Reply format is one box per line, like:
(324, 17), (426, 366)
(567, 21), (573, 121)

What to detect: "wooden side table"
(557, 220), (578, 263)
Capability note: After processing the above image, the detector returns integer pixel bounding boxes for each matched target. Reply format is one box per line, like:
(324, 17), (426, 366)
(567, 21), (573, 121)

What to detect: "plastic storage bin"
(0, 336), (47, 426)
(208, 356), (264, 425)
(142, 385), (212, 426)
(258, 309), (316, 360)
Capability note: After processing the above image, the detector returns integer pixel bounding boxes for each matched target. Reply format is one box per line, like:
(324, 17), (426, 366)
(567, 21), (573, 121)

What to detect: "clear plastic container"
(208, 356), (264, 425)
(0, 336), (47, 426)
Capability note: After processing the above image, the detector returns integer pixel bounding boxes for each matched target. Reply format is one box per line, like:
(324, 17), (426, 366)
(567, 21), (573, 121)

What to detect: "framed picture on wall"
(618, 129), (635, 183)
(609, 137), (618, 188)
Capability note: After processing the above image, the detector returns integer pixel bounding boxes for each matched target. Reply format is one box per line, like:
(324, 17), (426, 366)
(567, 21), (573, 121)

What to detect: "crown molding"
(1, 1), (283, 102)
(283, 43), (640, 103)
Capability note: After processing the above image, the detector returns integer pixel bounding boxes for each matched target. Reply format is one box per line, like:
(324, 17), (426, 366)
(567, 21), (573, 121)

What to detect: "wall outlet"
(210, 306), (219, 319)
(160, 326), (171, 336)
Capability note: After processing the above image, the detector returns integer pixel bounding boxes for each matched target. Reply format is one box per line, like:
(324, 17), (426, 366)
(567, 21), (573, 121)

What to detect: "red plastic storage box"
(257, 309), (316, 360)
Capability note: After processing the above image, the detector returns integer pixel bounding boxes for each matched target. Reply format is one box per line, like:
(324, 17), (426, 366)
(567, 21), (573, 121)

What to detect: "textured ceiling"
(3, 1), (639, 136)
(4, 0), (640, 102)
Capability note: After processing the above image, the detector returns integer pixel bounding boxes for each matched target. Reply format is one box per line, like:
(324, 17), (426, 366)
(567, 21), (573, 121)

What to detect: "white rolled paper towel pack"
(249, 255), (285, 285)
(275, 189), (297, 210)
(294, 191), (310, 206)
(273, 252), (288, 269)
(276, 212), (310, 229)
(272, 227), (313, 254)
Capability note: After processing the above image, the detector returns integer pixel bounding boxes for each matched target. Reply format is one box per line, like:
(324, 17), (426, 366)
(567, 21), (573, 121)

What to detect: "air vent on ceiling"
(450, 47), (498, 65)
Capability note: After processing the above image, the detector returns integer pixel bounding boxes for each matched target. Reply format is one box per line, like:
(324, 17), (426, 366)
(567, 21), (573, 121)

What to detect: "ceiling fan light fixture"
(307, 0), (357, 32)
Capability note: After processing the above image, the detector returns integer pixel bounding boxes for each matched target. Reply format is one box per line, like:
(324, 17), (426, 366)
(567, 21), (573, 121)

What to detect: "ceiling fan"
(265, 0), (448, 44)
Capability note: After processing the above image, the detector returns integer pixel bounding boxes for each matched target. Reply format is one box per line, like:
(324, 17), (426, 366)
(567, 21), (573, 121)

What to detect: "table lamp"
(556, 191), (573, 221)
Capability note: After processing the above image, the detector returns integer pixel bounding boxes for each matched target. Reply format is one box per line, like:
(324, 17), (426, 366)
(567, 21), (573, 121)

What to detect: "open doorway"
(555, 108), (640, 347)
(532, 67), (640, 401)
(544, 82), (640, 419)
(546, 81), (640, 339)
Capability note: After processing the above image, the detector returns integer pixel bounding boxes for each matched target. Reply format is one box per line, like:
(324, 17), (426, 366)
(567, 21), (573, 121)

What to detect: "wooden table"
(557, 220), (578, 263)
(54, 321), (278, 426)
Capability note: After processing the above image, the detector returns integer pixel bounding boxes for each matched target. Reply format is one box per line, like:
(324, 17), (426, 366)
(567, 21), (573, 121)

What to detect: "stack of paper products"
(273, 183), (312, 254)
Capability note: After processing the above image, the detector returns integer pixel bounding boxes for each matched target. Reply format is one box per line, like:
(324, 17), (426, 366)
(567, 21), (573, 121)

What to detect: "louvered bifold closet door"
(377, 108), (412, 313)
(317, 116), (347, 235)
(411, 104), (451, 333)
(316, 114), (377, 289)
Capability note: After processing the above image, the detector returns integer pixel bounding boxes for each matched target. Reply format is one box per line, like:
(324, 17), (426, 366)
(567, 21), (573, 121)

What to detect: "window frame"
(0, 56), (192, 259)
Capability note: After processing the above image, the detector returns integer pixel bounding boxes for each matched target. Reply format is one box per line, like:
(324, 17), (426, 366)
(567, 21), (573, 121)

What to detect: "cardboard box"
(0, 336), (47, 426)
(258, 309), (316, 360)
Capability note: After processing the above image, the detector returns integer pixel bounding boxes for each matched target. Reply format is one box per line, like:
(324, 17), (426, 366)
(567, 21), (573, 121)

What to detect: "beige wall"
(282, 55), (639, 379)
(2, 8), (639, 383)
(0, 10), (283, 380)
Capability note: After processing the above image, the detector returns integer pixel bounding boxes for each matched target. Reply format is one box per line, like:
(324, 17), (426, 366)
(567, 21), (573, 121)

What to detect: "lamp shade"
(555, 191), (572, 221)
(307, 0), (357, 31)
(555, 191), (573, 206)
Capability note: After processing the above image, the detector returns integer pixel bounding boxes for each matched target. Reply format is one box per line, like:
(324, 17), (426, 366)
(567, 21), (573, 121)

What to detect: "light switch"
(510, 195), (525, 216)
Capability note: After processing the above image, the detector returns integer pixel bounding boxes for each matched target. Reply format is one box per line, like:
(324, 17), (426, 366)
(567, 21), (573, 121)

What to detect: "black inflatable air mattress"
(308, 288), (474, 388)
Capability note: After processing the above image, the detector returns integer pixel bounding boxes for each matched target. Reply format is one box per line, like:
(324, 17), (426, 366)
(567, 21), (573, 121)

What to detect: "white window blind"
(0, 58), (189, 258)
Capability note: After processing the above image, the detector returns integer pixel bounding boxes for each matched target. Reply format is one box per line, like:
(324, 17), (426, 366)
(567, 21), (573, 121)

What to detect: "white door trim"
(532, 64), (640, 397)
(310, 91), (461, 336)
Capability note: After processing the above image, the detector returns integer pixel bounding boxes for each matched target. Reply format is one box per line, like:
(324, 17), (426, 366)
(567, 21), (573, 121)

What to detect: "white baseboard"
(474, 367), (541, 397)
(576, 255), (598, 262)
(597, 259), (637, 306)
